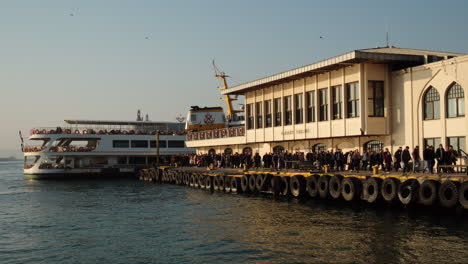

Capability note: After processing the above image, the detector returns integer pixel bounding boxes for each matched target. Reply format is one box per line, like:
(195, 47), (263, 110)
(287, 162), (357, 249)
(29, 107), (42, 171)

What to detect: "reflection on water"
(0, 161), (467, 264)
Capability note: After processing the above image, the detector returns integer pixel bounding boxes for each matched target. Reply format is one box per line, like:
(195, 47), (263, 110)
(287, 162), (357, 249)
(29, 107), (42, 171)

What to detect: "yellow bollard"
(372, 165), (379, 175)
(243, 164), (248, 171)
(324, 165), (330, 173)
(175, 162), (179, 168)
(209, 163), (215, 170)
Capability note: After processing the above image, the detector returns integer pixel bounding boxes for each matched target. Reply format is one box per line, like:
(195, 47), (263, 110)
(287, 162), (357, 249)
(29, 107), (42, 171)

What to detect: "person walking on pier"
(334, 149), (345, 171)
(412, 146), (421, 172)
(383, 148), (393, 172)
(423, 145), (433, 173)
(401, 146), (412, 173)
(394, 147), (402, 171)
(253, 152), (261, 168)
(436, 144), (446, 173)
(352, 150), (361, 172)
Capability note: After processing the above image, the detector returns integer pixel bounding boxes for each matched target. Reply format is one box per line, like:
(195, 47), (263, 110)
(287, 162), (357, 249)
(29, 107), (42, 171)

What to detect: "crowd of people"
(169, 144), (462, 173)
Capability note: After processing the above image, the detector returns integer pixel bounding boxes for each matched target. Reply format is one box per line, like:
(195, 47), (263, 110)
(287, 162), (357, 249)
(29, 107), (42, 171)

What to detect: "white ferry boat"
(22, 119), (194, 179)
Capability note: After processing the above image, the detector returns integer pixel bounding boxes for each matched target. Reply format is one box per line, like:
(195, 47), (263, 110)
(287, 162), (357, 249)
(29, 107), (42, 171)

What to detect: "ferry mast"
(213, 61), (243, 121)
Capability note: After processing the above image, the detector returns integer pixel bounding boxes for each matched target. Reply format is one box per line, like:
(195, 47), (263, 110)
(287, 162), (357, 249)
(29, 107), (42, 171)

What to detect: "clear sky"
(1, 0), (468, 157)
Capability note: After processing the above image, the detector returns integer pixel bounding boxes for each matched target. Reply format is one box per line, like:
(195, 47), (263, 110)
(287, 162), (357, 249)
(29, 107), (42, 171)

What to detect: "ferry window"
(256, 102), (263, 129)
(294, 93), (303, 124)
(265, 100), (272, 128)
(423, 87), (440, 120)
(247, 103), (254, 130)
(446, 83), (465, 118)
(131, 140), (148, 148)
(150, 140), (167, 148)
(332, 85), (342, 120)
(274, 98), (282, 127)
(129, 157), (146, 165)
(190, 114), (197, 122)
(424, 138), (441, 148)
(117, 157), (127, 165)
(284, 96), (292, 125)
(447, 137), (466, 154)
(319, 88), (328, 121)
(306, 91), (316, 123)
(346, 82), (359, 118)
(113, 140), (129, 148)
(368, 81), (384, 117)
(168, 140), (185, 148)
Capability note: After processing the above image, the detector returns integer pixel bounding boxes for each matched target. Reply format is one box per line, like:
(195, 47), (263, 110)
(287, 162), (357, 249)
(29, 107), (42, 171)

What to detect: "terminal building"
(186, 47), (467, 160)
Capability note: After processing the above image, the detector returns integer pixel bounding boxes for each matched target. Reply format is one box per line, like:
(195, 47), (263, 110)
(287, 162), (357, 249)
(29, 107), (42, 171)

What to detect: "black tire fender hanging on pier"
(280, 176), (289, 196)
(290, 175), (306, 198)
(198, 174), (205, 188)
(306, 174), (319, 198)
(224, 176), (232, 193)
(381, 177), (399, 202)
(329, 175), (343, 199)
(248, 174), (257, 192)
(240, 174), (250, 193)
(398, 179), (419, 205)
(218, 176), (225, 192)
(363, 177), (382, 203)
(438, 180), (459, 208)
(318, 175), (330, 198)
(270, 175), (282, 196)
(231, 177), (240, 193)
(213, 176), (220, 191)
(205, 176), (213, 190)
(342, 177), (361, 201)
(255, 174), (266, 191)
(458, 182), (468, 210)
(418, 180), (439, 206)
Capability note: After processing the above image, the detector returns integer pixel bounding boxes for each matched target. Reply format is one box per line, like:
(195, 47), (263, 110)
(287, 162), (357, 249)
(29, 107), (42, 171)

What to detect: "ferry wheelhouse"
(23, 120), (194, 178)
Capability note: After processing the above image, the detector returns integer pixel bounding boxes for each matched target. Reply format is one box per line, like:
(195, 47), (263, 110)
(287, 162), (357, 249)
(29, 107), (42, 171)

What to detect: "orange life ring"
(238, 127), (244, 134)
(82, 130), (88, 135)
(65, 129), (72, 134)
(75, 130), (80, 134)
(221, 129), (227, 136)
(41, 129), (46, 134)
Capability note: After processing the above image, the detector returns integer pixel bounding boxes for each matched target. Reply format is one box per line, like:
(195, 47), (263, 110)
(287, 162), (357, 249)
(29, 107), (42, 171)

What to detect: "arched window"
(423, 87), (440, 120)
(312, 143), (327, 152)
(364, 140), (383, 152)
(242, 147), (252, 155)
(447, 83), (465, 118)
(224, 148), (233, 155)
(273, 145), (284, 153)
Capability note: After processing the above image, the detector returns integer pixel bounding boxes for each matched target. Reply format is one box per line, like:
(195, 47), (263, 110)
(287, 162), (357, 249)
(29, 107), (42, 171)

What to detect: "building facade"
(186, 47), (467, 161)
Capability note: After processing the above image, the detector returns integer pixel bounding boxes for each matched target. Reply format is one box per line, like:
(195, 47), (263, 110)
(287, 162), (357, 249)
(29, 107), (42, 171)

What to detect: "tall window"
(274, 98), (282, 126)
(424, 138), (441, 148)
(423, 87), (440, 120)
(332, 85), (342, 120)
(346, 82), (359, 118)
(256, 102), (263, 128)
(246, 103), (254, 130)
(265, 100), (272, 128)
(447, 83), (465, 118)
(319, 88), (328, 121)
(294, 93), (303, 124)
(368, 81), (384, 117)
(306, 91), (316, 123)
(447, 136), (466, 154)
(284, 96), (292, 125)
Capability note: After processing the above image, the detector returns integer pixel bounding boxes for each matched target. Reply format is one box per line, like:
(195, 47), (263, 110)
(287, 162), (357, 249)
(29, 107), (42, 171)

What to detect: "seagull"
(320, 36), (324, 39)
(145, 37), (149, 40)
(69, 13), (74, 16)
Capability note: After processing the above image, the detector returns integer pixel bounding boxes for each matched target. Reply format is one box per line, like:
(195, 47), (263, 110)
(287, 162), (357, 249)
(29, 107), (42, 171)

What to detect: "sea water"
(0, 161), (467, 264)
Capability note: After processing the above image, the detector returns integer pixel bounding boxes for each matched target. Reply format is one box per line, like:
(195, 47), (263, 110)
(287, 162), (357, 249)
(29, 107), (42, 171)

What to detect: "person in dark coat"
(401, 146), (412, 173)
(334, 149), (345, 171)
(435, 144), (445, 172)
(394, 147), (402, 171)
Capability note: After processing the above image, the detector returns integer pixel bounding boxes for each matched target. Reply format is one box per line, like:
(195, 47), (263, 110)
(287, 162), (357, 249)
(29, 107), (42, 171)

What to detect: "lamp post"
(156, 130), (160, 168)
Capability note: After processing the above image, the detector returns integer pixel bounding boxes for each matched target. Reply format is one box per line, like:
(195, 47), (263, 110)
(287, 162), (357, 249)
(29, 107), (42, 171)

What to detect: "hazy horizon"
(1, 0), (468, 158)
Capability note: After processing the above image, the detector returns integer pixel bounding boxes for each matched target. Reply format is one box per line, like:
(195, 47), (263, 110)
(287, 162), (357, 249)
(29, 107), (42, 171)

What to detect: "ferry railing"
(187, 127), (245, 141)
(23, 145), (46, 152)
(30, 128), (186, 136)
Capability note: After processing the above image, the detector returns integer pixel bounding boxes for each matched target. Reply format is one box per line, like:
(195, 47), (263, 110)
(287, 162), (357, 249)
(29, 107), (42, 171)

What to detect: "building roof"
(64, 120), (181, 126)
(221, 47), (465, 95)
